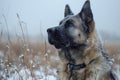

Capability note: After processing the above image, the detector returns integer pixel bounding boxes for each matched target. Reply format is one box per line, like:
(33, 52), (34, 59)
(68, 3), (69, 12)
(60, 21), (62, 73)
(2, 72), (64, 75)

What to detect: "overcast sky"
(0, 0), (120, 37)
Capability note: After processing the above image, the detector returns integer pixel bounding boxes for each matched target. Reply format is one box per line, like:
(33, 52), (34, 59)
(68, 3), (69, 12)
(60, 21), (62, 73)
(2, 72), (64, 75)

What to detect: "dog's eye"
(59, 21), (63, 25)
(65, 20), (74, 28)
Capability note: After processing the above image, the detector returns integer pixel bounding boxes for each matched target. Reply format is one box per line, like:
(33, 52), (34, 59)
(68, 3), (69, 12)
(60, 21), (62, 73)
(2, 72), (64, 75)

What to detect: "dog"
(47, 0), (116, 80)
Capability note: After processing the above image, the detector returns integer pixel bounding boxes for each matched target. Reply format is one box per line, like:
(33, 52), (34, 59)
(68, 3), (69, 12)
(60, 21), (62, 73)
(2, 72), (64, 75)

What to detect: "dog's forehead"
(60, 15), (82, 25)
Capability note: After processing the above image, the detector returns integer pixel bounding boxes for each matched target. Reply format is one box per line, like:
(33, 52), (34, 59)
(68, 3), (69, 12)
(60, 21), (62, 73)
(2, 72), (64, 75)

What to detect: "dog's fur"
(47, 0), (115, 80)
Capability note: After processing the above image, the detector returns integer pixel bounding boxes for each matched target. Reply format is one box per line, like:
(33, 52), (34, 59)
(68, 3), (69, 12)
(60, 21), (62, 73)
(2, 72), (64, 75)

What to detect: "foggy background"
(0, 0), (120, 41)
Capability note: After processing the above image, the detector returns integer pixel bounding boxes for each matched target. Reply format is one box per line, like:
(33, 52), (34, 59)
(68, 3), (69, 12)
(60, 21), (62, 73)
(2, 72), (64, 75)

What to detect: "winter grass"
(0, 40), (59, 80)
(0, 14), (59, 80)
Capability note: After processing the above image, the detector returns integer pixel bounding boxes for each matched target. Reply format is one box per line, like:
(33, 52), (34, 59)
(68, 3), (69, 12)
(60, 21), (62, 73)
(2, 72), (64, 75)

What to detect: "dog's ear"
(64, 4), (74, 17)
(79, 0), (93, 23)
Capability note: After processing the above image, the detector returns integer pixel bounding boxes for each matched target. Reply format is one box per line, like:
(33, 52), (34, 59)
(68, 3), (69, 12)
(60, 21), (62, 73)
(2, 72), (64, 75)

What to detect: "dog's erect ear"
(79, 0), (93, 23)
(64, 4), (74, 17)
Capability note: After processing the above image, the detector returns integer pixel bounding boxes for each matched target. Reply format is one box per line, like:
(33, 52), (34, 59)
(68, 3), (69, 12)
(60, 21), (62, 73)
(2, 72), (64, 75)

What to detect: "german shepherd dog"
(47, 0), (116, 80)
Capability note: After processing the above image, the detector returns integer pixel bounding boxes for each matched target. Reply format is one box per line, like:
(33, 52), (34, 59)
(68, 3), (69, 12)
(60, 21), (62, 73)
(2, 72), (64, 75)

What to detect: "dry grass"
(0, 39), (59, 79)
(104, 41), (120, 64)
(0, 14), (59, 80)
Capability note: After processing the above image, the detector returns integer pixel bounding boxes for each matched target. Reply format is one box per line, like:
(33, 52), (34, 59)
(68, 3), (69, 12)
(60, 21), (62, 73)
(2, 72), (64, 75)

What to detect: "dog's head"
(47, 0), (95, 49)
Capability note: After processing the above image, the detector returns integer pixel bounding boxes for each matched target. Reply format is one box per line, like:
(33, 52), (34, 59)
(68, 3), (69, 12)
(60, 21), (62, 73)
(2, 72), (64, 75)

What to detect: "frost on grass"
(0, 41), (59, 80)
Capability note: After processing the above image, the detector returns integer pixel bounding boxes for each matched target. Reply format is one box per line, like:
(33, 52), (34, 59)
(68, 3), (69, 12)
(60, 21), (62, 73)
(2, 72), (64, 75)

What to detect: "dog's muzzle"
(47, 27), (70, 49)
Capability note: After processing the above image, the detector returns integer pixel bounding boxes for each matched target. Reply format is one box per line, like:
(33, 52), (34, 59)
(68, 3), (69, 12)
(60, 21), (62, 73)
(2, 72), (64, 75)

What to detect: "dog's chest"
(70, 50), (84, 62)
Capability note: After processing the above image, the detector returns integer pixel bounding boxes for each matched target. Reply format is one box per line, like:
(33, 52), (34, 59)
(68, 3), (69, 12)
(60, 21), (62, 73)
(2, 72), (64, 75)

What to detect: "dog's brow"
(65, 19), (74, 25)
(59, 15), (74, 25)
(68, 19), (74, 23)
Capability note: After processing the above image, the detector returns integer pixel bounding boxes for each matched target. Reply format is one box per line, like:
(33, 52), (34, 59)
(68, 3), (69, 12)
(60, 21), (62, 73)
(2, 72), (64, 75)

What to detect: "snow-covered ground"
(0, 50), (58, 80)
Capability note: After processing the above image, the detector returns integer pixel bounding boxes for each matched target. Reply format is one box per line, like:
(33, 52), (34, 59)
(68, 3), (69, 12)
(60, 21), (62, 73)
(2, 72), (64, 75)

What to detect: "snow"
(0, 50), (57, 80)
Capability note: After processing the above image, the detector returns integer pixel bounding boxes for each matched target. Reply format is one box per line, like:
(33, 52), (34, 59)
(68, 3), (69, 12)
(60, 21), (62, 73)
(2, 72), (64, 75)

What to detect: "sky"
(0, 0), (120, 37)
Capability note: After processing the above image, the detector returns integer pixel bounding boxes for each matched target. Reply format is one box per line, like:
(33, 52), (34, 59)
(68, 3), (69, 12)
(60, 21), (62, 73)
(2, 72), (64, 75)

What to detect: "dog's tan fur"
(58, 18), (112, 80)
(57, 1), (113, 80)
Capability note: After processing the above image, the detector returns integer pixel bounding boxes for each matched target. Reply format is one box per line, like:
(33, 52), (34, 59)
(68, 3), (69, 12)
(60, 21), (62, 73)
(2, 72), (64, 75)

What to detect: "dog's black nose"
(47, 28), (53, 33)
